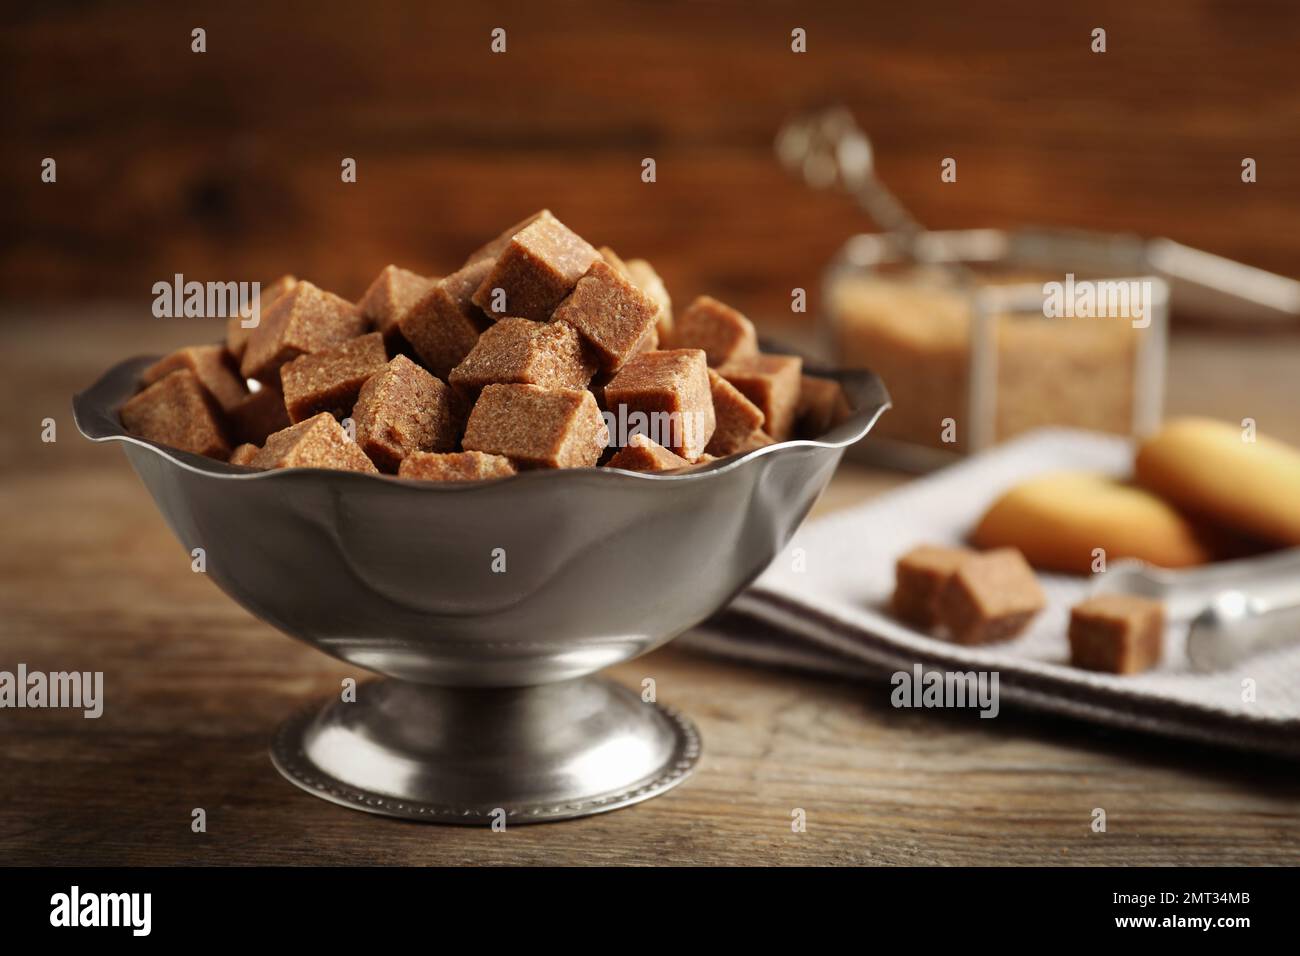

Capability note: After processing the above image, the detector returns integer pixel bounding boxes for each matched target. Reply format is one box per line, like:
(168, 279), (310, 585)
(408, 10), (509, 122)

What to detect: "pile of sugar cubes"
(119, 211), (854, 480)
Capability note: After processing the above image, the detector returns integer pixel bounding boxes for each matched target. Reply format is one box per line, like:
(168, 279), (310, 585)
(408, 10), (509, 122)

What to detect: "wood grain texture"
(1, 310), (1298, 865)
(2, 0), (1298, 318)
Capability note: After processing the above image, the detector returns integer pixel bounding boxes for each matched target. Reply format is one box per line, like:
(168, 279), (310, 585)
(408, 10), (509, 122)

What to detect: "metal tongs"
(775, 106), (925, 247)
(774, 106), (976, 286)
(1094, 549), (1300, 672)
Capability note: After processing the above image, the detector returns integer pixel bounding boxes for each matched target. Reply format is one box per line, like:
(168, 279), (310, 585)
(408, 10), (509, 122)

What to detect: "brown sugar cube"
(592, 252), (666, 359)
(935, 547), (1046, 645)
(797, 374), (854, 437)
(598, 246), (631, 277)
(398, 450), (517, 482)
(672, 296), (759, 367)
(705, 368), (766, 456)
(606, 434), (690, 472)
(604, 349), (716, 460)
(240, 281), (367, 382)
(398, 258), (493, 379)
(279, 332), (389, 423)
(1068, 594), (1165, 675)
(719, 353), (803, 442)
(584, 329), (656, 403)
(142, 344), (248, 413)
(448, 317), (596, 395)
(891, 545), (977, 628)
(229, 443), (261, 467)
(463, 209), (552, 266)
(625, 258), (673, 343)
(250, 412), (378, 474)
(551, 259), (659, 371)
(226, 274), (296, 361)
(470, 212), (600, 322)
(732, 429), (776, 454)
(358, 265), (436, 345)
(119, 369), (230, 459)
(352, 355), (459, 473)
(227, 385), (291, 445)
(633, 322), (660, 358)
(463, 383), (609, 470)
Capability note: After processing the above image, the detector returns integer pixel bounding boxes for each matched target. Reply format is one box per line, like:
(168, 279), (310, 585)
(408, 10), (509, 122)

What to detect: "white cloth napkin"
(684, 429), (1300, 756)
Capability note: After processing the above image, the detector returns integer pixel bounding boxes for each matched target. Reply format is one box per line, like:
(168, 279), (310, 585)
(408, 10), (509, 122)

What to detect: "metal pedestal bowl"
(75, 356), (888, 824)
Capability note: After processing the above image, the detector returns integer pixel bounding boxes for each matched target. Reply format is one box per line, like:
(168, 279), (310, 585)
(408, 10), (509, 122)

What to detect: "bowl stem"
(270, 676), (701, 824)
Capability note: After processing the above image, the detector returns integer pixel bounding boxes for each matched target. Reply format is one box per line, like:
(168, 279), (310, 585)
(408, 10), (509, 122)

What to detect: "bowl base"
(269, 676), (701, 825)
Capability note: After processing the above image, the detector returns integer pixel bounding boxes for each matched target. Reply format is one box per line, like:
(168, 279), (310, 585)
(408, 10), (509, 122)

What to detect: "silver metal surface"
(1188, 590), (1300, 673)
(1093, 548), (1300, 671)
(74, 354), (889, 823)
(270, 677), (701, 824)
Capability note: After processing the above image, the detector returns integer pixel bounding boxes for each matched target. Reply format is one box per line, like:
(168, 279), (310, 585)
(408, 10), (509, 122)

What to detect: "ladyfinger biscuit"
(1135, 417), (1300, 546)
(972, 472), (1215, 573)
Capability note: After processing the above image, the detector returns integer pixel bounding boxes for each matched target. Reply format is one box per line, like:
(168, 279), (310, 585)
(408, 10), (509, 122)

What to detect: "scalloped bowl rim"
(74, 354), (890, 489)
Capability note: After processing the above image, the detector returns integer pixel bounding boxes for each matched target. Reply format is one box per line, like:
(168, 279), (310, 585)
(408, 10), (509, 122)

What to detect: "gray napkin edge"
(693, 596), (1300, 759)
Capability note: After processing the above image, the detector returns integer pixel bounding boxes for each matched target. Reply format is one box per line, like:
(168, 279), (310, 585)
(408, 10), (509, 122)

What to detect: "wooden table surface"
(2, 311), (1299, 866)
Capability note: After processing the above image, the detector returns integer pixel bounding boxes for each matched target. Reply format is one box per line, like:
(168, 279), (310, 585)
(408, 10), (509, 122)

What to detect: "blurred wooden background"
(2, 0), (1298, 320)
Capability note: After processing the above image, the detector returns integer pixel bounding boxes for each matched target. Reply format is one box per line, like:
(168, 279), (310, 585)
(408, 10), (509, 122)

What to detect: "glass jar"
(822, 228), (1168, 467)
